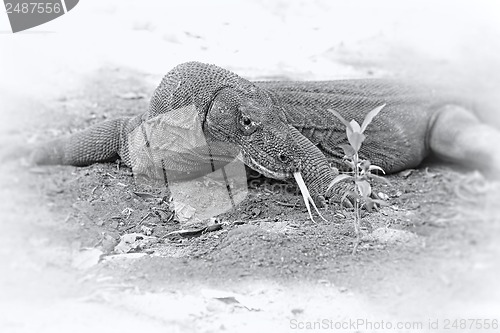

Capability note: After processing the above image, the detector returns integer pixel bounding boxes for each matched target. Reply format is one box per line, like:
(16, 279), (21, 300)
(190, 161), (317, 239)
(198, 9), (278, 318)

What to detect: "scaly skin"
(256, 79), (440, 173)
(31, 62), (500, 200)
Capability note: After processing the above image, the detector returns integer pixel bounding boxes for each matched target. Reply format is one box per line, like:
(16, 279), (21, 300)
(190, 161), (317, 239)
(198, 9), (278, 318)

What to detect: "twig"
(123, 212), (154, 232)
(139, 212), (154, 225)
(274, 200), (299, 207)
(232, 218), (270, 225)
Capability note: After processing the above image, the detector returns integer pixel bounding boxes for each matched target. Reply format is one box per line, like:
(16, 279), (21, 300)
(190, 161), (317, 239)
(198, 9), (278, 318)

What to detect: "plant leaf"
(371, 199), (390, 207)
(338, 144), (355, 159)
(368, 173), (391, 186)
(343, 159), (355, 169)
(341, 190), (357, 209)
(364, 197), (376, 212)
(360, 104), (386, 133)
(356, 179), (371, 198)
(133, 191), (156, 200)
(368, 164), (386, 174)
(349, 120), (361, 133)
(328, 109), (353, 132)
(347, 131), (365, 152)
(359, 160), (371, 174)
(326, 174), (353, 193)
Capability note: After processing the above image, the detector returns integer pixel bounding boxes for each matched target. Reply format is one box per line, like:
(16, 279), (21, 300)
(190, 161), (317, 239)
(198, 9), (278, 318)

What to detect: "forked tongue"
(293, 172), (328, 223)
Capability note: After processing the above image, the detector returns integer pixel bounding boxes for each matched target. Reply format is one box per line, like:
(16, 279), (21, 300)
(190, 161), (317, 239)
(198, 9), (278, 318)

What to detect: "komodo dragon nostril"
(242, 117), (252, 126)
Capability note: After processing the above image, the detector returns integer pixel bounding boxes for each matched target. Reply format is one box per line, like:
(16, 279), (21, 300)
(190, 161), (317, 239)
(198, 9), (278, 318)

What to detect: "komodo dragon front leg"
(30, 117), (137, 166)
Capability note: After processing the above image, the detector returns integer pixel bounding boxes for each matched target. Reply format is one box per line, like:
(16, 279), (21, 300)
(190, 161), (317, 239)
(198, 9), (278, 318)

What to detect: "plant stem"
(352, 153), (360, 255)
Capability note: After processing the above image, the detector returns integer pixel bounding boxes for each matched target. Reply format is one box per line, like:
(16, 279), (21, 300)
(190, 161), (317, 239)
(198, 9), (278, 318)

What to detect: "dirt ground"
(1, 65), (500, 333)
(2, 1), (500, 332)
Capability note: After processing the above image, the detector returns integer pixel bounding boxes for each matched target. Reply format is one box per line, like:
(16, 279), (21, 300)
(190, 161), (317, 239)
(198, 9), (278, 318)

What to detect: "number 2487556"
(5, 2), (62, 14)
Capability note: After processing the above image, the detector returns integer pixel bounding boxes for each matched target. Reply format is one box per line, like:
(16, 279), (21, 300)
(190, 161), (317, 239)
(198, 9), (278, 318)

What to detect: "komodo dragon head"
(148, 62), (335, 219)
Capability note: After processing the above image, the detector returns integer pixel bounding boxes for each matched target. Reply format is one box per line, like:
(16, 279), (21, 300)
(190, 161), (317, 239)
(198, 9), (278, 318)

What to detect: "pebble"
(378, 192), (389, 200)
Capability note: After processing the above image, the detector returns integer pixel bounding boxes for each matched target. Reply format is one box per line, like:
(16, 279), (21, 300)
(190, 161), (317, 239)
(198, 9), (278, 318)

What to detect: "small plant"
(327, 104), (389, 255)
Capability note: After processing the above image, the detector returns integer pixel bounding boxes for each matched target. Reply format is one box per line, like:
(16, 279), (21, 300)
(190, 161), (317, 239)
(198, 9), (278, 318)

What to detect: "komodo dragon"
(31, 61), (500, 216)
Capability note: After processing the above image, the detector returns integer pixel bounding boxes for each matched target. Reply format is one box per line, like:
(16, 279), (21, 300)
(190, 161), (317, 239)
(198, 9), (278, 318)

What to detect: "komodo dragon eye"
(239, 115), (257, 135)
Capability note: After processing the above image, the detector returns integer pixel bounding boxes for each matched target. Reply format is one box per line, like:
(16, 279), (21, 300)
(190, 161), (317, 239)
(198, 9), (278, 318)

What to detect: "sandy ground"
(1, 1), (500, 332)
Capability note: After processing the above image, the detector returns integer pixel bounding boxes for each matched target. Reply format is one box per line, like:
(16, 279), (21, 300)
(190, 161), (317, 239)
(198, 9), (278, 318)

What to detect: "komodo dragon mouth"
(245, 154), (326, 223)
(246, 156), (292, 180)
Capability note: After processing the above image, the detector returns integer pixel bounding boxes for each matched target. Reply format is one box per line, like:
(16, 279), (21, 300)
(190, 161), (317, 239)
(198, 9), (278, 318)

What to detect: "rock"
(114, 233), (157, 254)
(377, 192), (389, 200)
(362, 228), (418, 245)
